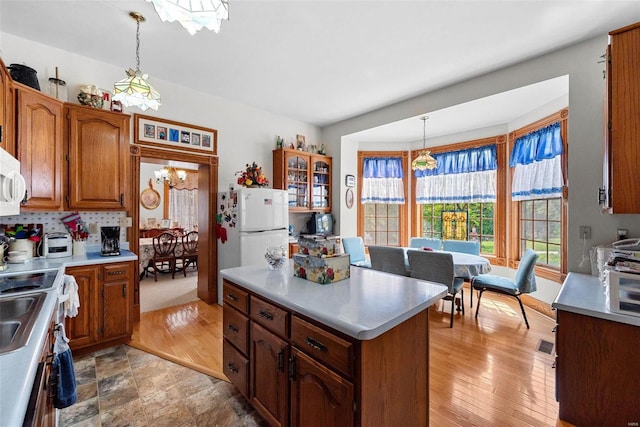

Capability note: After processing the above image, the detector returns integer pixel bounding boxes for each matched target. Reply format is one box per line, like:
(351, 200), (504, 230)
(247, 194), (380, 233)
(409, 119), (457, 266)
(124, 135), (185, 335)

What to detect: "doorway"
(129, 144), (219, 323)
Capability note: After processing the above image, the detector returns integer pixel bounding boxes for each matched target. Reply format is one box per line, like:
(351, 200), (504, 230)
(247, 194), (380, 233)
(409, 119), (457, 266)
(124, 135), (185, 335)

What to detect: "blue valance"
(509, 122), (563, 167)
(414, 145), (497, 178)
(363, 157), (405, 179)
(361, 157), (405, 204)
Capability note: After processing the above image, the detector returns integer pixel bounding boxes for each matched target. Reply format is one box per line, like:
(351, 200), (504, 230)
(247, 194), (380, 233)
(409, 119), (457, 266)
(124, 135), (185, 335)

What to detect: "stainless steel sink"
(0, 293), (46, 354)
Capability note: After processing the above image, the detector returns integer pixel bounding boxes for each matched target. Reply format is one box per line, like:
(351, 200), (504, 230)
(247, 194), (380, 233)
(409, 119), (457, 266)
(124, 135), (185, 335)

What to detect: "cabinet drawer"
(223, 340), (249, 398)
(222, 280), (249, 314)
(102, 263), (131, 282)
(291, 316), (354, 378)
(223, 305), (249, 355)
(250, 295), (289, 338)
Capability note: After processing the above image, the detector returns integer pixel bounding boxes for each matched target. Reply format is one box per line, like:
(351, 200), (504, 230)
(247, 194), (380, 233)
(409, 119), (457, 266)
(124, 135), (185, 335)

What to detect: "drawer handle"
(226, 293), (238, 301)
(107, 270), (125, 275)
(259, 310), (274, 321)
(227, 363), (239, 374)
(227, 323), (239, 333)
(305, 336), (328, 353)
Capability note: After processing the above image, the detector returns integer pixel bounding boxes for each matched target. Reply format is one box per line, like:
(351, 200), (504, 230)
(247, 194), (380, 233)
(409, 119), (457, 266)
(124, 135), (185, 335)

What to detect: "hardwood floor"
(129, 287), (575, 426)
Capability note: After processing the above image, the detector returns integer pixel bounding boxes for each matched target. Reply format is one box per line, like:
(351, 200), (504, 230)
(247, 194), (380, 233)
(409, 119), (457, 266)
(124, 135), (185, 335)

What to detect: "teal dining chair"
(409, 237), (442, 251)
(471, 248), (539, 329)
(443, 240), (481, 308)
(407, 250), (464, 328)
(342, 237), (371, 268)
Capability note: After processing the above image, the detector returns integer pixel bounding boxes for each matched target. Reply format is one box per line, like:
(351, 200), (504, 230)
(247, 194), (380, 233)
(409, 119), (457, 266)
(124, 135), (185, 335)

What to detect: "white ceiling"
(1, 0), (639, 142)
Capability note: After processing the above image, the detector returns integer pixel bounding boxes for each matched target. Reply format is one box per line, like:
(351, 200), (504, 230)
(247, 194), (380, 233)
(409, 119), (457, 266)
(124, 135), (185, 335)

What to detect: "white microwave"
(0, 147), (27, 216)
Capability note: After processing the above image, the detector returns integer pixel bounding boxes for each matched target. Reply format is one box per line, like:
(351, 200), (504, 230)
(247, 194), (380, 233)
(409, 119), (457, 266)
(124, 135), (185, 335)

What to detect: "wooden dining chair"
(368, 245), (409, 276)
(180, 231), (198, 276)
(147, 231), (178, 281)
(407, 250), (464, 328)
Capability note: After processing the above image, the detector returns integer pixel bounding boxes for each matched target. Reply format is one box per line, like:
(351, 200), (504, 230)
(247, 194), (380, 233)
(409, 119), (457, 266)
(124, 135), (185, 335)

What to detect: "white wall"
(0, 33), (322, 194)
(323, 35), (640, 304)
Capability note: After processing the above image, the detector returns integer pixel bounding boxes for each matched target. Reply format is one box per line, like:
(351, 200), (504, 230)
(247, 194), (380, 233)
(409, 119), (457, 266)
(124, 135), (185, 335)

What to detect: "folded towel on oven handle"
(63, 274), (80, 318)
(52, 347), (77, 409)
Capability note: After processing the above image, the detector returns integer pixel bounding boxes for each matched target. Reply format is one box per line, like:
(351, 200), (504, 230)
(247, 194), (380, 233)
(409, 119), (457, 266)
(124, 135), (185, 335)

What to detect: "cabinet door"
(102, 263), (132, 340)
(290, 349), (354, 427)
(0, 60), (14, 155)
(67, 105), (130, 210)
(16, 85), (64, 210)
(311, 156), (331, 212)
(285, 151), (309, 211)
(65, 265), (100, 349)
(250, 322), (289, 427)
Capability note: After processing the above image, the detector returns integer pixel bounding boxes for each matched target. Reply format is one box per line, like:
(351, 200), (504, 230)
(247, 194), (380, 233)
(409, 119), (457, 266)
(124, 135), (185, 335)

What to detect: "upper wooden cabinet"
(602, 22), (640, 213)
(272, 148), (332, 212)
(0, 60), (15, 156)
(66, 104), (130, 210)
(15, 83), (65, 211)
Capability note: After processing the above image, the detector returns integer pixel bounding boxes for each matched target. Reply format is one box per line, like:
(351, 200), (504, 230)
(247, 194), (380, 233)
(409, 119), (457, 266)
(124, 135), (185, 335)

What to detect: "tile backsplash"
(0, 211), (127, 244)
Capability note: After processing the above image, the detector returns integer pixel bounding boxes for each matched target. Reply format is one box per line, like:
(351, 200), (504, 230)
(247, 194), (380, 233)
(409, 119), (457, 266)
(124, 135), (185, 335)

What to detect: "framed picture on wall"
(134, 114), (218, 154)
(160, 219), (171, 228)
(345, 174), (356, 188)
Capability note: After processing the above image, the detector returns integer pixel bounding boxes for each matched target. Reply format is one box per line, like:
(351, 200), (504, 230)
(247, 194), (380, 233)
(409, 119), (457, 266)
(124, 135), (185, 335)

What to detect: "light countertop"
(552, 272), (640, 327)
(221, 261), (447, 340)
(0, 246), (138, 426)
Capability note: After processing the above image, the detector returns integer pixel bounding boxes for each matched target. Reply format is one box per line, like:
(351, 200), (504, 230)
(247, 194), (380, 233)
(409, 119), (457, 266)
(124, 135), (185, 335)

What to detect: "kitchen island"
(553, 272), (640, 426)
(221, 262), (448, 426)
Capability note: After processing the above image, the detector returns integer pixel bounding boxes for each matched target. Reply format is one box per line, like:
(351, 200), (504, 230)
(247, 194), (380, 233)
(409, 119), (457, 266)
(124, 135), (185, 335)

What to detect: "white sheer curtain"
(168, 170), (198, 231)
(361, 157), (405, 204)
(510, 122), (564, 201)
(415, 145), (497, 204)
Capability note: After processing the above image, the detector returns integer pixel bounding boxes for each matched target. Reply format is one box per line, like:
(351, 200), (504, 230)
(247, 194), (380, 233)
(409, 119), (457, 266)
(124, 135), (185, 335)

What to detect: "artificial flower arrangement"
(236, 162), (269, 187)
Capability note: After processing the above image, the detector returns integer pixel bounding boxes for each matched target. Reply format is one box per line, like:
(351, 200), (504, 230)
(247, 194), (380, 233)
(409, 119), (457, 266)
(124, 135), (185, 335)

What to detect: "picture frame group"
(134, 114), (218, 154)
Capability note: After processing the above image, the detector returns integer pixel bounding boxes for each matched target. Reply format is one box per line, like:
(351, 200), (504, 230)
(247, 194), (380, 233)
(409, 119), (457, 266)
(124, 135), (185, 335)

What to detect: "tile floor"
(60, 345), (266, 427)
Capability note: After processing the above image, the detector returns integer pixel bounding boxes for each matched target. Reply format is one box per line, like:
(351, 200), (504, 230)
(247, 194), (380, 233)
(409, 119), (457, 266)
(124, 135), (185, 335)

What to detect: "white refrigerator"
(217, 188), (289, 304)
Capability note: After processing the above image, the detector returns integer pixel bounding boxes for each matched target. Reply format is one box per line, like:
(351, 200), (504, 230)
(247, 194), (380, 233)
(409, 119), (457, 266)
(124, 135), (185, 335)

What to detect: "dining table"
(402, 247), (492, 278)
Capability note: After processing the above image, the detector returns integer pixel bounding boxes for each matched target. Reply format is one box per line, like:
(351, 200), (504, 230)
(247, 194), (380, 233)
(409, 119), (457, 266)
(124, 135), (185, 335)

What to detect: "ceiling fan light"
(146, 0), (229, 35)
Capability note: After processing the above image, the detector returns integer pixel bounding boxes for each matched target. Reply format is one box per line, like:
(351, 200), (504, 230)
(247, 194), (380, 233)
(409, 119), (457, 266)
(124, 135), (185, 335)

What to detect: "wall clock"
(141, 179), (161, 210)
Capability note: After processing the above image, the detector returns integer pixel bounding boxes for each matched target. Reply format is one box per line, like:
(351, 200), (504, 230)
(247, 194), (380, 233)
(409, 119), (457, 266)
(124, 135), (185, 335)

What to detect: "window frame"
(508, 109), (568, 282)
(411, 135), (508, 267)
(357, 151), (409, 247)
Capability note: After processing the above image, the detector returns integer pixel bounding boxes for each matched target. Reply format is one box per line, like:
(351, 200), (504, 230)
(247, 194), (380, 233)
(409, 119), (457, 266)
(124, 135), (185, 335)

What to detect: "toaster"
(43, 232), (72, 258)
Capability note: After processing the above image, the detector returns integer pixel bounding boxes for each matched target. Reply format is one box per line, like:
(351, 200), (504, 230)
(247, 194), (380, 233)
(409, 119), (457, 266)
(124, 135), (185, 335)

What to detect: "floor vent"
(537, 339), (554, 354)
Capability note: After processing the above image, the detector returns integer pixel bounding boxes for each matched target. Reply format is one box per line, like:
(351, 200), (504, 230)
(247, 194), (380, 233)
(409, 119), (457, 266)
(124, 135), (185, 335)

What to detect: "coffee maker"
(101, 226), (120, 256)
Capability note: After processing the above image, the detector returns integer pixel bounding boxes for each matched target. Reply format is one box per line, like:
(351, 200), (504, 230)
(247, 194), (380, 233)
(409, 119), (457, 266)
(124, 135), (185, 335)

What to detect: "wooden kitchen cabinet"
(15, 83), (65, 210)
(0, 59), (15, 156)
(222, 279), (357, 427)
(273, 148), (331, 212)
(555, 309), (640, 425)
(65, 261), (133, 352)
(66, 104), (130, 210)
(601, 22), (640, 213)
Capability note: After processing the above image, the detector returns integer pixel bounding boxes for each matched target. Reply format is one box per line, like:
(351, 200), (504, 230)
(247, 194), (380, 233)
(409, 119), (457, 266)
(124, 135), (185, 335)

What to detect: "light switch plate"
(119, 216), (133, 228)
(579, 225), (591, 240)
(89, 223), (98, 234)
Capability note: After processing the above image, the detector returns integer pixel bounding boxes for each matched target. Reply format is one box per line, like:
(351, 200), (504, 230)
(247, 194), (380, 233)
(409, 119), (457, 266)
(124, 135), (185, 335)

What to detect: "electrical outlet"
(89, 223), (98, 234)
(579, 225), (591, 240)
(119, 216), (133, 228)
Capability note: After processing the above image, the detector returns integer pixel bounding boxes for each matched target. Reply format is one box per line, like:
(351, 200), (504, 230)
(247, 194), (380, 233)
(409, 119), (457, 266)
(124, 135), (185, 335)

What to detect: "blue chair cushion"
(352, 259), (372, 268)
(472, 274), (518, 295)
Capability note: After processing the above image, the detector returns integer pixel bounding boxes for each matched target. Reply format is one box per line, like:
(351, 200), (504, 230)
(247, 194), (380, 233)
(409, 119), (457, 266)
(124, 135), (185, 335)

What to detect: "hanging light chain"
(136, 17), (141, 72)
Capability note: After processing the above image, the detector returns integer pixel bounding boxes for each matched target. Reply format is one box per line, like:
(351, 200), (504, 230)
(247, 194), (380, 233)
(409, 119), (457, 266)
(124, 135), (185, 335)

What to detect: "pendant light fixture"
(146, 0), (229, 35)
(411, 116), (438, 171)
(113, 11), (162, 111)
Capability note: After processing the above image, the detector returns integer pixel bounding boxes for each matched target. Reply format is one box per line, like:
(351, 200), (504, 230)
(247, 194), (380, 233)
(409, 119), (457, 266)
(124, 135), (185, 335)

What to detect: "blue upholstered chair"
(409, 237), (442, 251)
(443, 239), (481, 307)
(368, 245), (409, 276)
(471, 248), (539, 329)
(342, 237), (371, 268)
(407, 250), (464, 328)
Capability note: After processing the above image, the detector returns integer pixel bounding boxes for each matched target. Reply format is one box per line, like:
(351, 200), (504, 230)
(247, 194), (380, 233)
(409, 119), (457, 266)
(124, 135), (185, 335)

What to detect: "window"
(357, 151), (409, 247)
(420, 202), (495, 254)
(509, 109), (568, 280)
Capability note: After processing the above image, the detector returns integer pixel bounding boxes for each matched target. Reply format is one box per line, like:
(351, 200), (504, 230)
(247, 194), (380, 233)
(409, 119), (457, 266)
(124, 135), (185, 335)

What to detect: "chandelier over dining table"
(155, 167), (187, 188)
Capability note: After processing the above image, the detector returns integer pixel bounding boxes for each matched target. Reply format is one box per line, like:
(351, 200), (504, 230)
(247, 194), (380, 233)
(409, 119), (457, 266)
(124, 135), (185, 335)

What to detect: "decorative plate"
(141, 179), (160, 210)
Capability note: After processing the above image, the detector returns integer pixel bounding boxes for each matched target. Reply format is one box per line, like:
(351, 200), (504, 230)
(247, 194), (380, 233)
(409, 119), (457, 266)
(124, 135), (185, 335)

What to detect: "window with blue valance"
(415, 145), (497, 204)
(510, 122), (563, 201)
(361, 157), (405, 204)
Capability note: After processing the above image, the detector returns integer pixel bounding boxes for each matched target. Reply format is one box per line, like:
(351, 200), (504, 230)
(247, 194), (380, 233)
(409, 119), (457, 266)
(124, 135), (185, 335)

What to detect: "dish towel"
(63, 274), (80, 318)
(53, 324), (77, 409)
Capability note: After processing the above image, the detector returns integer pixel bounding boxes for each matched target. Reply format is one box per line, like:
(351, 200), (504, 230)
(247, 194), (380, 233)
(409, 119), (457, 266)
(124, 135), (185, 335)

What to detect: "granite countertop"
(552, 272), (640, 327)
(0, 246), (138, 426)
(221, 261), (448, 340)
